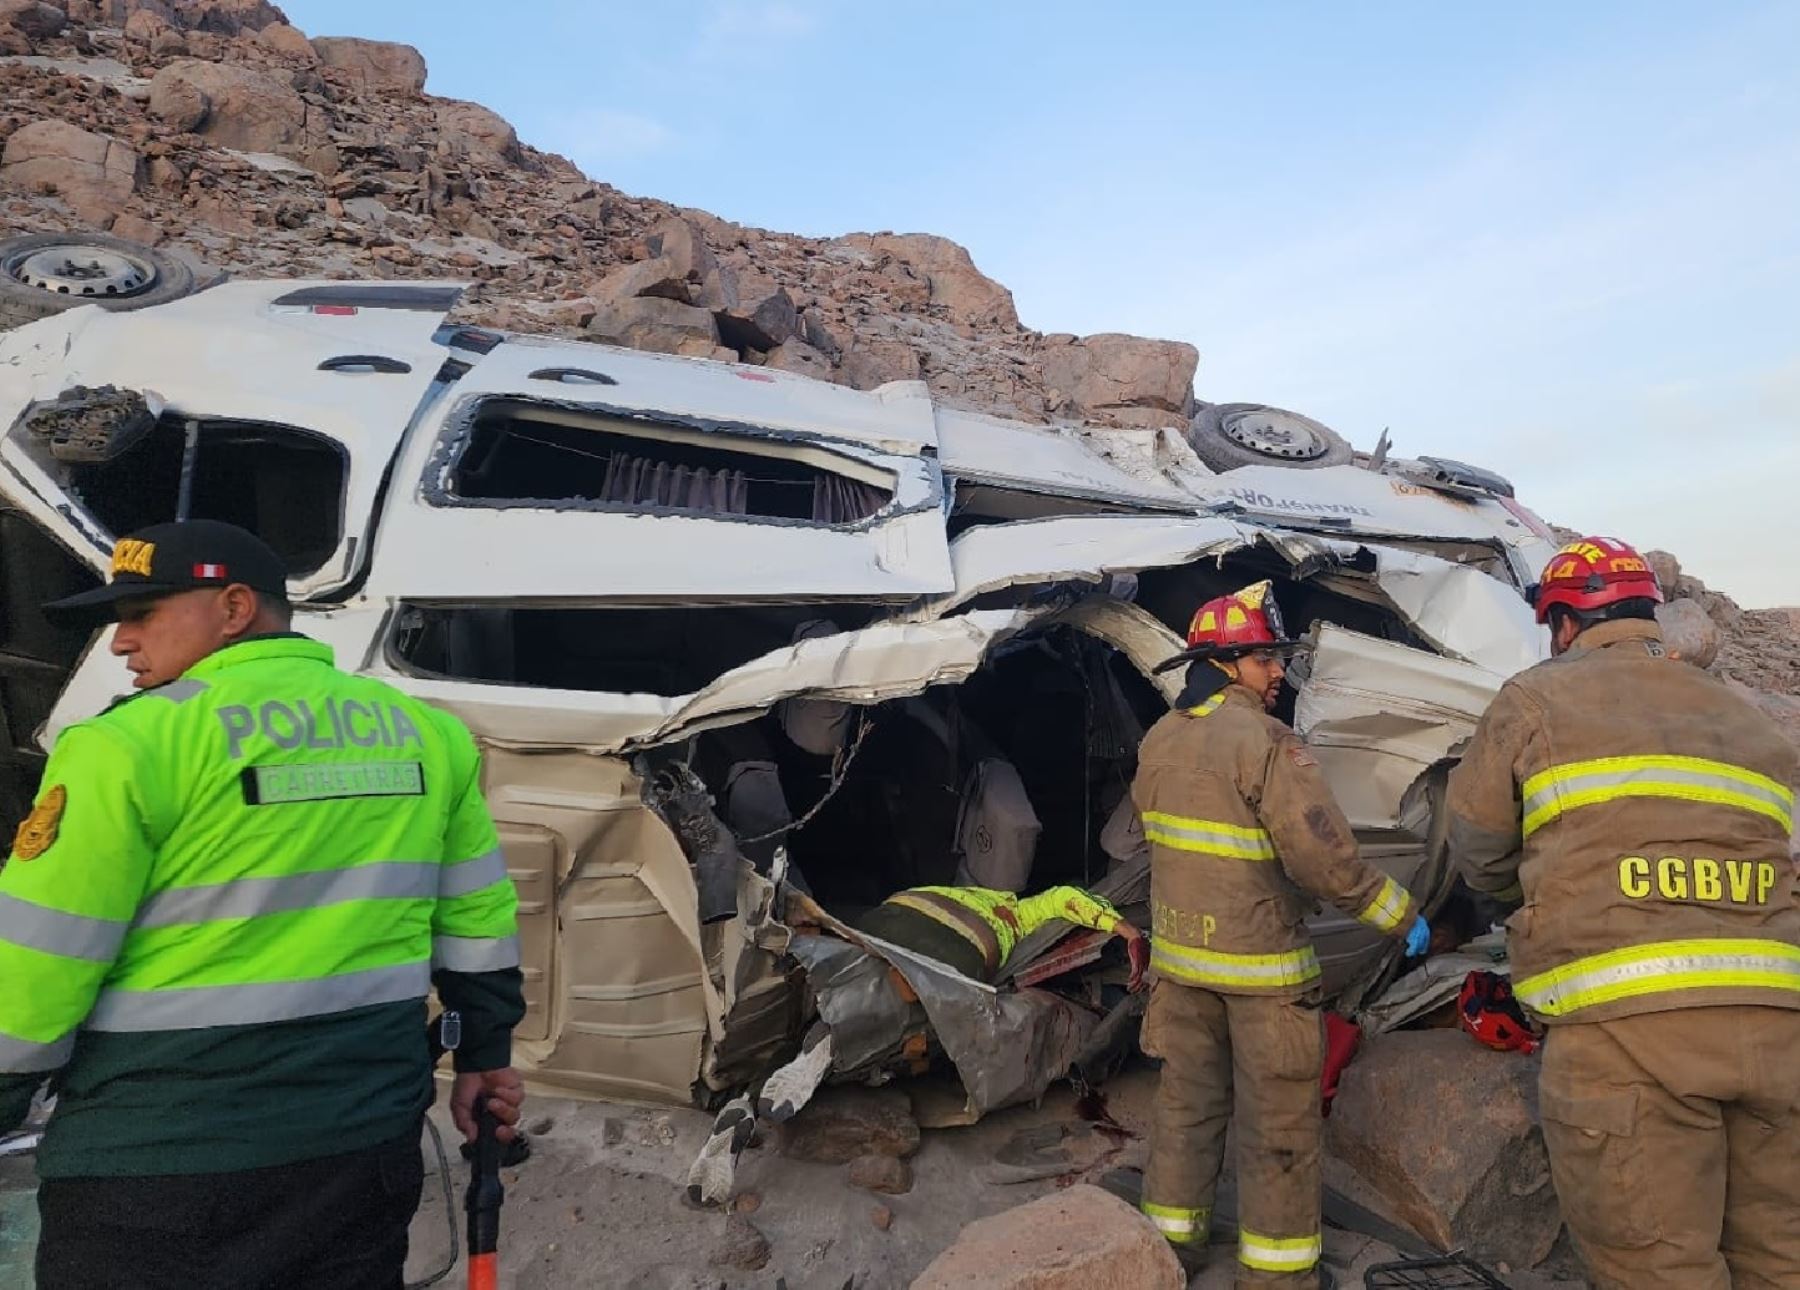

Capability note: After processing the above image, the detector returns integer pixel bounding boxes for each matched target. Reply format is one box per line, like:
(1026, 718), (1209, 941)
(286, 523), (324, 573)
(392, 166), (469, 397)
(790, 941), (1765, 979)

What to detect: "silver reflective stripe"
(0, 1028), (75, 1074)
(1151, 941), (1320, 986)
(151, 678), (209, 704)
(86, 960), (431, 1031)
(0, 892), (128, 962)
(440, 847), (508, 899)
(136, 861), (438, 928)
(432, 934), (521, 973)
(1524, 765), (1792, 816)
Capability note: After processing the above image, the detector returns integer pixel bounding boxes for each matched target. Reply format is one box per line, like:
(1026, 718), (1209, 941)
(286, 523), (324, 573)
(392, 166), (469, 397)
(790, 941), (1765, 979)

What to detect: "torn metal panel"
(0, 280), (462, 599)
(1361, 545), (1548, 677)
(455, 335), (940, 454)
(921, 514), (1271, 618)
(1293, 623), (1501, 832)
(786, 934), (918, 1073)
(789, 894), (1101, 1119)
(1362, 931), (1511, 1035)
(933, 405), (1194, 509)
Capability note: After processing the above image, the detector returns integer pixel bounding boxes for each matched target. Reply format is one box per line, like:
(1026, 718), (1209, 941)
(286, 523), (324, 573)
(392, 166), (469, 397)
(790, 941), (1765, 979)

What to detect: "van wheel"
(1188, 402), (1354, 472)
(0, 232), (197, 329)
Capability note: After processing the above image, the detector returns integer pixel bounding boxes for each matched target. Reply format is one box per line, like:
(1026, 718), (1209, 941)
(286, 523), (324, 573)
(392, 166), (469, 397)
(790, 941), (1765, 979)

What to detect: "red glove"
(1123, 929), (1149, 993)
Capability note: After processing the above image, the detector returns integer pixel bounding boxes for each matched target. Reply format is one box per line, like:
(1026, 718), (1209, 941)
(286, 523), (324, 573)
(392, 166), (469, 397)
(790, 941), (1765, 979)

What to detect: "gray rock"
(1326, 1029), (1561, 1270)
(714, 268), (797, 352)
(1656, 598), (1721, 668)
(706, 1215), (770, 1271)
(585, 296), (721, 358)
(0, 0), (67, 39)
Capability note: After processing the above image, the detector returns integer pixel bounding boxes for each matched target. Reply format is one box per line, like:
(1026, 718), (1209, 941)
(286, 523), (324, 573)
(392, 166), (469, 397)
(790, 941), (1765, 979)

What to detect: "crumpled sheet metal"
(1360, 930), (1510, 1035)
(787, 895), (1100, 1119)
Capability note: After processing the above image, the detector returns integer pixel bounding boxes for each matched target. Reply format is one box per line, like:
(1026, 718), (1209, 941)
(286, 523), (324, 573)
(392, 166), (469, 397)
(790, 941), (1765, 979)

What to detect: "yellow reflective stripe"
(886, 891), (1002, 968)
(1522, 755), (1794, 837)
(1238, 1229), (1321, 1272)
(1141, 1200), (1208, 1245)
(1141, 812), (1275, 860)
(1185, 694), (1226, 718)
(1356, 876), (1411, 933)
(1151, 940), (1320, 989)
(1515, 938), (1800, 1017)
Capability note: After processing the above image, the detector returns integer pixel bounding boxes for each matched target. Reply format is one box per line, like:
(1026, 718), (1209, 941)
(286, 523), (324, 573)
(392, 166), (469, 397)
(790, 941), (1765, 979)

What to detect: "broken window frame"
(420, 395), (908, 532)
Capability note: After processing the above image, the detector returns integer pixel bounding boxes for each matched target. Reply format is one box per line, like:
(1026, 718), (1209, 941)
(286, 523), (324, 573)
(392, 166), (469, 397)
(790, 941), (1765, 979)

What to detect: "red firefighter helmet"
(1155, 580), (1303, 673)
(1530, 536), (1663, 626)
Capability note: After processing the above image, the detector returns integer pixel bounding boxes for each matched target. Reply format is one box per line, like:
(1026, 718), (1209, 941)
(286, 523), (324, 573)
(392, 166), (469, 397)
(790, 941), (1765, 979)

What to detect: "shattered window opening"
(389, 603), (880, 697)
(445, 402), (897, 525)
(25, 415), (346, 579)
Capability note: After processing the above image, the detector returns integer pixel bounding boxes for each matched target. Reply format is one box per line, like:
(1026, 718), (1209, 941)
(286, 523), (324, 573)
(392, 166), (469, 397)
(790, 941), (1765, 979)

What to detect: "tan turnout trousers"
(1539, 1005), (1800, 1290)
(1142, 979), (1325, 1288)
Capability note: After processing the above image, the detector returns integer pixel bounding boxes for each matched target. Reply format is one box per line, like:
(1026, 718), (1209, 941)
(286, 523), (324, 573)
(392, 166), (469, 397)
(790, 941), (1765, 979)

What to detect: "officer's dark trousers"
(34, 1129), (424, 1290)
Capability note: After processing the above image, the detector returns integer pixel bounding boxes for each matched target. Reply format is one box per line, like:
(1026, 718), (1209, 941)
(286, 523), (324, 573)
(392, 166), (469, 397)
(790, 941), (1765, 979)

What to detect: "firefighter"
(856, 883), (1149, 988)
(0, 521), (525, 1290)
(1134, 580), (1428, 1287)
(1448, 536), (1800, 1290)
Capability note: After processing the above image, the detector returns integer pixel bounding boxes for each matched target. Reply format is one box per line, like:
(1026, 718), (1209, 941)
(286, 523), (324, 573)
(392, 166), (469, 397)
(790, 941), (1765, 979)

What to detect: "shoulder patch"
(1286, 745), (1318, 768)
(11, 784), (66, 860)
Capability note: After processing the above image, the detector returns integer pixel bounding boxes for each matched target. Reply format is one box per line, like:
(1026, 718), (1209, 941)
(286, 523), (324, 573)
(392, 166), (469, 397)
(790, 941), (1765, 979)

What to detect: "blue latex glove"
(1404, 916), (1431, 959)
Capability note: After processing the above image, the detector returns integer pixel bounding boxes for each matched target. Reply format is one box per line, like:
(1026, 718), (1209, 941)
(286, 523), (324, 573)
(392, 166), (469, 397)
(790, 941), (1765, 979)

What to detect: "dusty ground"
(0, 1063), (1586, 1289)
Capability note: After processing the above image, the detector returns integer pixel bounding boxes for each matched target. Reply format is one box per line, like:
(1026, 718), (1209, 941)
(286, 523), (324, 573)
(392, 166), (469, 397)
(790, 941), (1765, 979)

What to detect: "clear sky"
(280, 1), (1800, 606)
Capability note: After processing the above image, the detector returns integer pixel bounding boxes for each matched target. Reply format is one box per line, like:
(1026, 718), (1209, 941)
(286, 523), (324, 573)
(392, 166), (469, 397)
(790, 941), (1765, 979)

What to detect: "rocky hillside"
(1, 0), (1797, 748)
(0, 0), (1194, 430)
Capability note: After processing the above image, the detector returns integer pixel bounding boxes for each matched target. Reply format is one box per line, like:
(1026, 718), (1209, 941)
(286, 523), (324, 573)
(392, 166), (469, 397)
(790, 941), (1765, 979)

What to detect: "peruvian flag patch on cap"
(193, 562), (228, 579)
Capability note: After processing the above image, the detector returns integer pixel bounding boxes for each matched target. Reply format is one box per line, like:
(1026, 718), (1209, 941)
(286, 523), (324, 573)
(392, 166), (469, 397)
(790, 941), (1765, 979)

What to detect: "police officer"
(856, 882), (1149, 986)
(0, 520), (525, 1289)
(1133, 581), (1427, 1287)
(1448, 537), (1800, 1290)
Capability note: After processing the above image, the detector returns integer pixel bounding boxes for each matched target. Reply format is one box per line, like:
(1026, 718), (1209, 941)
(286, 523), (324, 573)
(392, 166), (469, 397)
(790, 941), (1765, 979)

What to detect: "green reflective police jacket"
(0, 635), (523, 1177)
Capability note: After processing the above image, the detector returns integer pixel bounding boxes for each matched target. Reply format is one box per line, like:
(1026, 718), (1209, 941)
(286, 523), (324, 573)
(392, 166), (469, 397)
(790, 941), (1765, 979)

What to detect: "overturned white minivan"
(0, 278), (1558, 1116)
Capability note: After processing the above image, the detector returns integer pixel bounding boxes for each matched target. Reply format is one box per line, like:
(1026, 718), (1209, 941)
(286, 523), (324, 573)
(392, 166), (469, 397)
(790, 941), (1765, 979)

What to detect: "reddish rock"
(871, 1204), (894, 1231)
(585, 296), (720, 358)
(1, 119), (140, 204)
(255, 22), (315, 60)
(848, 1152), (914, 1195)
(707, 1215), (770, 1272)
(311, 35), (426, 93)
(910, 1185), (1182, 1289)
(777, 1086), (920, 1164)
(840, 231), (1018, 328)
(149, 58), (336, 173)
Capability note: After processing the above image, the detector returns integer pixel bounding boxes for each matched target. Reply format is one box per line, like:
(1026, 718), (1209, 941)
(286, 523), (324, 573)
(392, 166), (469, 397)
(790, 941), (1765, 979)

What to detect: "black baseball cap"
(44, 520), (289, 625)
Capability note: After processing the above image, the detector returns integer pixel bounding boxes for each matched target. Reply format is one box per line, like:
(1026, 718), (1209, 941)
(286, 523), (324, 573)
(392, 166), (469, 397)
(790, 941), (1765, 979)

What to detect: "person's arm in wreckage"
(0, 724), (158, 1132)
(1256, 732), (1418, 939)
(428, 710), (527, 1143)
(1445, 681), (1533, 912)
(1013, 885), (1149, 990)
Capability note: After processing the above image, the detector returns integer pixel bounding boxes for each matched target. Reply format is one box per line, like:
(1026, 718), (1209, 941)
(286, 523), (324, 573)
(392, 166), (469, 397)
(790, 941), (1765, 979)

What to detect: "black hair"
(255, 590), (295, 627)
(1548, 597), (1659, 636)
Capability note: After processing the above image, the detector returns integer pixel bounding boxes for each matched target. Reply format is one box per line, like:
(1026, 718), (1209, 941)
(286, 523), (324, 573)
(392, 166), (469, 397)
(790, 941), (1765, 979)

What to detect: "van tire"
(0, 232), (197, 329)
(1188, 402), (1354, 472)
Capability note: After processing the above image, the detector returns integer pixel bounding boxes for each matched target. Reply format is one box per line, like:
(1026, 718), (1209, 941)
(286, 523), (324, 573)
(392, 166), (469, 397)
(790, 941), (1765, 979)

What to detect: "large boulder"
(0, 0), (68, 39)
(910, 1185), (1183, 1290)
(713, 269), (797, 352)
(254, 21), (315, 59)
(585, 296), (724, 359)
(176, 0), (286, 34)
(840, 232), (1019, 329)
(1656, 598), (1721, 668)
(1038, 333), (1198, 424)
(148, 58), (336, 173)
(0, 119), (140, 207)
(433, 98), (522, 165)
(311, 35), (427, 93)
(1326, 1029), (1562, 1270)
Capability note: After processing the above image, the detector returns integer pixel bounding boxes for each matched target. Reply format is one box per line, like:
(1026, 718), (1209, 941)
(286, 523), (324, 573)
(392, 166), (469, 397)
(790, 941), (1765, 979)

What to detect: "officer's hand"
(1403, 916), (1431, 960)
(452, 1067), (525, 1144)
(1123, 928), (1149, 993)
